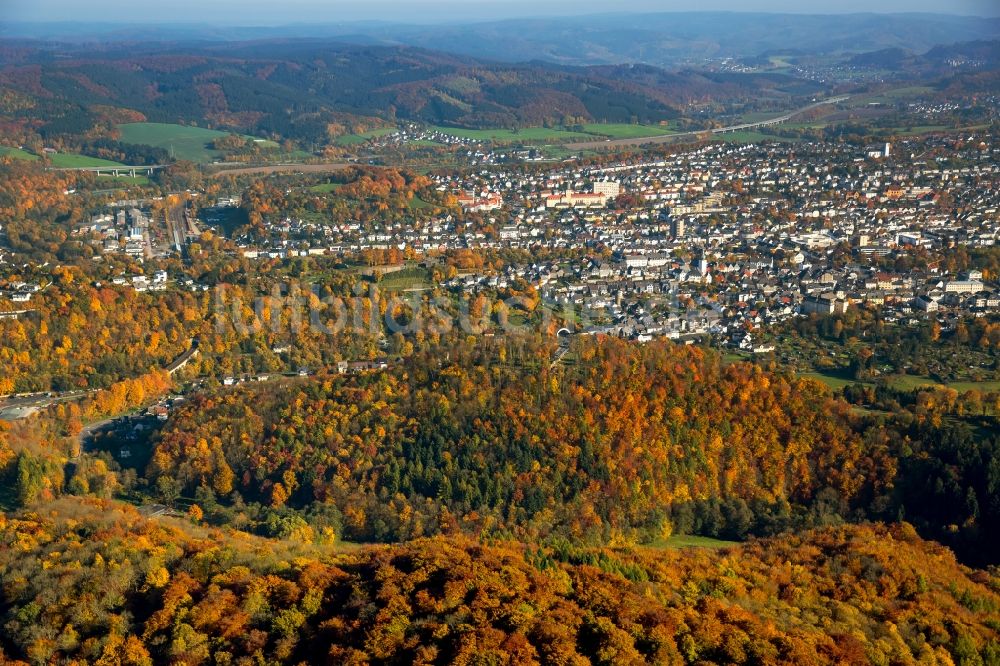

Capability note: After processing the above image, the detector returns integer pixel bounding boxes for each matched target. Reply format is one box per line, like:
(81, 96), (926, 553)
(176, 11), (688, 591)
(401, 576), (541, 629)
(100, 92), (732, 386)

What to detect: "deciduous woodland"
(138, 338), (999, 563)
(1, 32), (1000, 664)
(2, 369), (999, 658)
(149, 339), (876, 541)
(1, 499), (998, 665)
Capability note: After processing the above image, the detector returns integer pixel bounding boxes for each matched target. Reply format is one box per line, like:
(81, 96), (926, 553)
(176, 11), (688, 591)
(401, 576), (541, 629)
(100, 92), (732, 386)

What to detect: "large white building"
(592, 181), (621, 198)
(545, 191), (609, 209)
(945, 280), (985, 294)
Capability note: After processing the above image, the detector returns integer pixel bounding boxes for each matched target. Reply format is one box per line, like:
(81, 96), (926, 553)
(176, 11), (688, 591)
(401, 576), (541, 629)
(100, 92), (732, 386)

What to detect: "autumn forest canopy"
(2, 499), (999, 665)
(0, 149), (999, 666)
(2, 330), (1000, 664)
(1, 19), (1000, 663)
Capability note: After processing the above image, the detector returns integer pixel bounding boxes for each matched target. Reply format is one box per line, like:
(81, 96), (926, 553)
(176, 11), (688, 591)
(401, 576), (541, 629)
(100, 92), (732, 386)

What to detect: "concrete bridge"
(49, 164), (169, 177)
(566, 96), (851, 150)
(710, 96), (851, 135)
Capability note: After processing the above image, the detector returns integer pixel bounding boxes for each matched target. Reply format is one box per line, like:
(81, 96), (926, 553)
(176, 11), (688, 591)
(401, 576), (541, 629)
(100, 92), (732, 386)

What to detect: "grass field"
(96, 174), (152, 186)
(118, 122), (277, 163)
(0, 146), (39, 161)
(309, 182), (343, 193)
(848, 86), (935, 107)
(334, 128), (398, 146)
(738, 110), (788, 123)
(578, 123), (673, 139)
(800, 371), (861, 391)
(2, 146), (127, 167)
(780, 121), (831, 130)
(895, 125), (949, 136)
(877, 85), (935, 98)
(802, 369), (1000, 393)
(430, 125), (594, 143)
(407, 196), (435, 211)
(890, 376), (1000, 393)
(48, 153), (127, 168)
(119, 123), (231, 162)
(377, 266), (431, 292)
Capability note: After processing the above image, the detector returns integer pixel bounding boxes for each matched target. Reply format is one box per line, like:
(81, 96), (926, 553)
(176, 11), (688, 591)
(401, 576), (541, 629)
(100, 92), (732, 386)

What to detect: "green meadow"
(118, 122), (278, 163)
(429, 126), (594, 142)
(0, 146), (126, 167)
(0, 146), (39, 161)
(334, 128), (398, 146)
(578, 123), (674, 139)
(801, 369), (1000, 394)
(47, 153), (127, 168)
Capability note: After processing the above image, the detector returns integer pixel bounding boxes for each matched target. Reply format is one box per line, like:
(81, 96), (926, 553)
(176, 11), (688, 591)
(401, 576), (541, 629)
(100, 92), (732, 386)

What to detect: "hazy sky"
(4, 0), (1000, 24)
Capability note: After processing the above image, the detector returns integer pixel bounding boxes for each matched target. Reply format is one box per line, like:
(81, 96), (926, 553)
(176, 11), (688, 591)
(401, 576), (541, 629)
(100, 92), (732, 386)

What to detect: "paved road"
(565, 96), (850, 150)
(0, 391), (94, 421)
(77, 415), (116, 454)
(0, 340), (197, 422)
(549, 336), (573, 369)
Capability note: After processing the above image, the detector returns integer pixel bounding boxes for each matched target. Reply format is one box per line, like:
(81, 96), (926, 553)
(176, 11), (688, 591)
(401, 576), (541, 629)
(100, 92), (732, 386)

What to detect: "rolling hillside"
(1, 498), (998, 665)
(5, 13), (999, 67)
(0, 41), (828, 143)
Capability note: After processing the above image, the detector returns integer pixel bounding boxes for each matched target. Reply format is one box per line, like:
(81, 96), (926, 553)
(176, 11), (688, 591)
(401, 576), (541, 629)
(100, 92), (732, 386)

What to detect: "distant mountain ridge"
(850, 40), (1000, 72)
(3, 12), (999, 66)
(0, 40), (824, 141)
(0, 16), (997, 145)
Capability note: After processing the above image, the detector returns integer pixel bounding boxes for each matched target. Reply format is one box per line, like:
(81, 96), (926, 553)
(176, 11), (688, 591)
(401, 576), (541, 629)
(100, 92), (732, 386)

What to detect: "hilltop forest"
(1, 498), (999, 665)
(3, 323), (1000, 663)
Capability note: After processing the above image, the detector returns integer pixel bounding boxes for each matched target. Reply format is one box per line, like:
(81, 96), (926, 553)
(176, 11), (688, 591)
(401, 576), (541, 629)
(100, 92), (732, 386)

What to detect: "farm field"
(847, 86), (936, 107)
(578, 123), (674, 139)
(429, 125), (594, 142)
(802, 369), (1000, 393)
(309, 182), (343, 193)
(407, 198), (435, 211)
(118, 122), (278, 163)
(48, 153), (127, 168)
(0, 146), (39, 161)
(377, 266), (432, 292)
(334, 128), (398, 146)
(0, 146), (126, 167)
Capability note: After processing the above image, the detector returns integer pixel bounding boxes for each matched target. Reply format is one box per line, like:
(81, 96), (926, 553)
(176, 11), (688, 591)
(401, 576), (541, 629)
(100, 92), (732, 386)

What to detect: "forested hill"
(0, 40), (823, 142)
(148, 338), (876, 544)
(0, 498), (998, 665)
(142, 336), (1000, 565)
